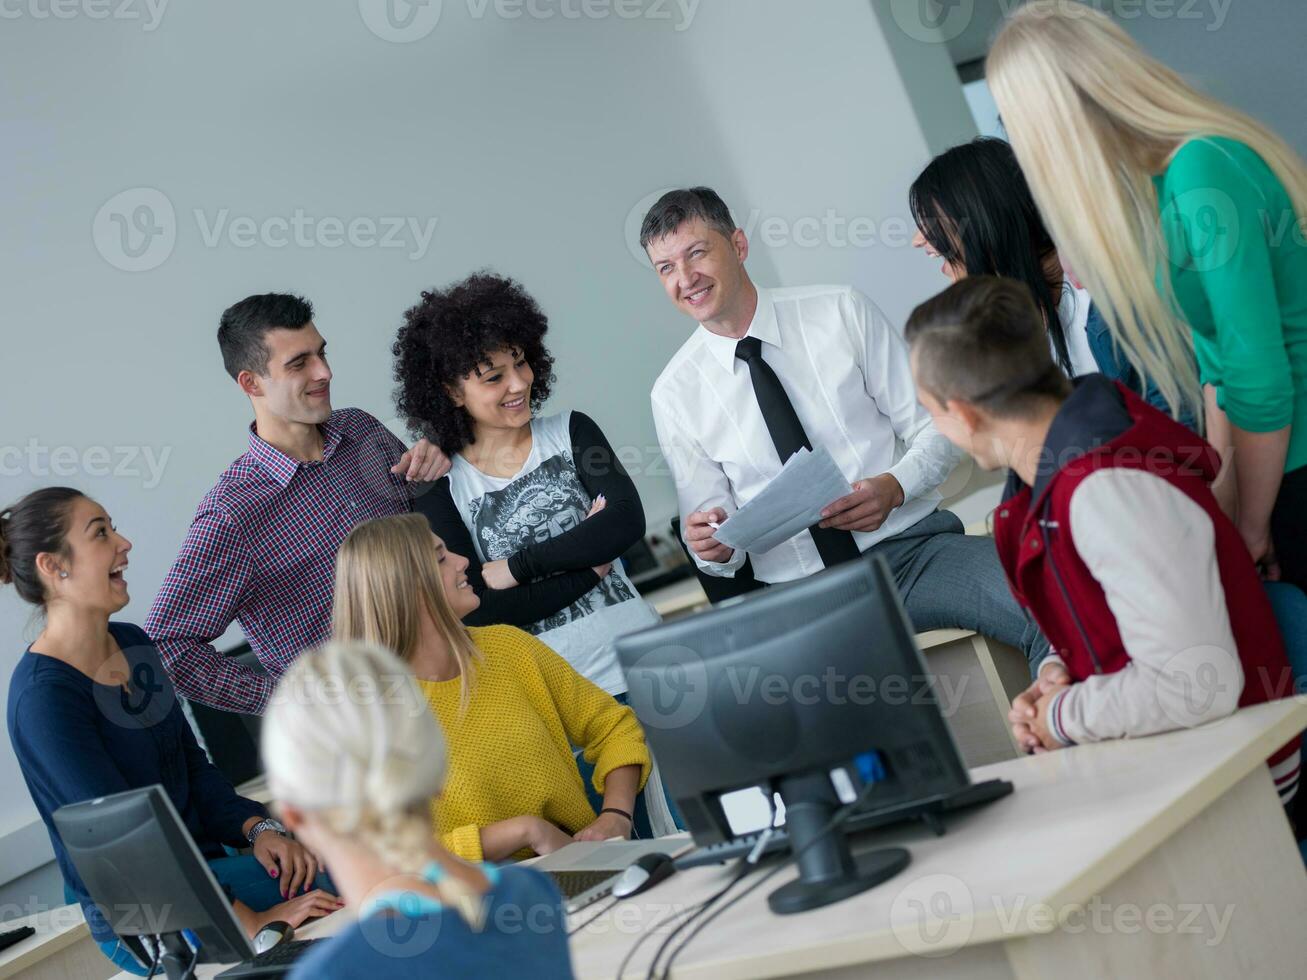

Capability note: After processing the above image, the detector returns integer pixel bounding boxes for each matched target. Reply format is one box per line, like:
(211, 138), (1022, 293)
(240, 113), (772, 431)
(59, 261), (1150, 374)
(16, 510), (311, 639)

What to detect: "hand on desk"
(1010, 661), (1071, 754)
(573, 810), (633, 843)
(819, 474), (904, 533)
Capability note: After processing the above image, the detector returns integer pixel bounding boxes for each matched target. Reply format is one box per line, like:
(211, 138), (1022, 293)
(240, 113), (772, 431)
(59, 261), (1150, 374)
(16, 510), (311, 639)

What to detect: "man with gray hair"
(642, 186), (1043, 664)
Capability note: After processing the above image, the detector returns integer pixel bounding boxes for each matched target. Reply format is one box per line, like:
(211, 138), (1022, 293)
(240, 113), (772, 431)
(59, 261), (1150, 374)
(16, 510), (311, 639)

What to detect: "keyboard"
(676, 778), (1014, 869)
(215, 938), (323, 978)
(548, 868), (620, 900)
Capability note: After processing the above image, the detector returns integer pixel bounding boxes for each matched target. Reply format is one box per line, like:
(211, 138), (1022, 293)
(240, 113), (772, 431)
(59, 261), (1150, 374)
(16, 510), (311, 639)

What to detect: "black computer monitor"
(54, 785), (257, 979)
(617, 554), (970, 913)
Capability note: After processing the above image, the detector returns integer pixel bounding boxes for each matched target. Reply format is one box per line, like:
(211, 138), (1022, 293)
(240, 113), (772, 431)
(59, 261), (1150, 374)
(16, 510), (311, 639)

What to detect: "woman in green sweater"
(987, 1), (1307, 592)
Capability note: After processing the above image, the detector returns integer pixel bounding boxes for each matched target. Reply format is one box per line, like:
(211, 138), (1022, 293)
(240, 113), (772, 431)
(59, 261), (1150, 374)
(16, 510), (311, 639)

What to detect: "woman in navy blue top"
(1, 488), (340, 975)
(263, 641), (574, 980)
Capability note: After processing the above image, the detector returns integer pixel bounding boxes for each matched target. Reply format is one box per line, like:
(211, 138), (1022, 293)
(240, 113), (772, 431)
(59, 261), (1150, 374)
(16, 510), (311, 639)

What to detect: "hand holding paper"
(712, 447), (854, 555)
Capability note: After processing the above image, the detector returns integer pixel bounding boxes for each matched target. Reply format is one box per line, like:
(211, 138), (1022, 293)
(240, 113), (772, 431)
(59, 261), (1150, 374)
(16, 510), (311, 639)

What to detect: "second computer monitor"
(618, 554), (970, 845)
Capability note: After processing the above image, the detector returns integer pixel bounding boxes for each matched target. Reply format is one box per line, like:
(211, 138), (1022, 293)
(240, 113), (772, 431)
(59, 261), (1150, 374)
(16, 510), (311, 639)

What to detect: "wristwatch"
(246, 817), (288, 847)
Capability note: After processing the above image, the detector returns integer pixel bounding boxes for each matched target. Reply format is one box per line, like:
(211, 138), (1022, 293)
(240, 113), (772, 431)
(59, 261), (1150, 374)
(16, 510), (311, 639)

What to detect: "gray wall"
(0, 0), (975, 898)
(1104, 0), (1307, 157)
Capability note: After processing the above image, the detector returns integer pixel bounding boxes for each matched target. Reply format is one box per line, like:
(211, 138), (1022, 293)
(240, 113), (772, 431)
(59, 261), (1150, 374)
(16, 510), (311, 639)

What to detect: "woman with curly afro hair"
(393, 271), (661, 701)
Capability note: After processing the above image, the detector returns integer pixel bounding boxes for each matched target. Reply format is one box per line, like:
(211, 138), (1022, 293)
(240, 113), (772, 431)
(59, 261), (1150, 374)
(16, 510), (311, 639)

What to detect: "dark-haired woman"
(393, 272), (660, 699)
(393, 273), (679, 835)
(909, 136), (1187, 423)
(1, 488), (339, 976)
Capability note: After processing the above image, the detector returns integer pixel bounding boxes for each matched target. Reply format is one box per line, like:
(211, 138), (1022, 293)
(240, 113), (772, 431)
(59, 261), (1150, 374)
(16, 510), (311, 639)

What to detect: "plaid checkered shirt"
(145, 409), (413, 714)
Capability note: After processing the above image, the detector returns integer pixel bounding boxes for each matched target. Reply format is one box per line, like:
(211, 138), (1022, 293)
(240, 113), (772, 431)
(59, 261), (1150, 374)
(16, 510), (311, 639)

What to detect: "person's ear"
(944, 399), (984, 437)
(446, 382), (465, 408)
(237, 369), (262, 399)
(33, 551), (67, 585)
(730, 227), (749, 264)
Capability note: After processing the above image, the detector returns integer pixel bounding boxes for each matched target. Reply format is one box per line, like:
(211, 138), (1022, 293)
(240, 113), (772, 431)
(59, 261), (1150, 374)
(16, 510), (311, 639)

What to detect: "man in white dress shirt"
(643, 187), (1042, 663)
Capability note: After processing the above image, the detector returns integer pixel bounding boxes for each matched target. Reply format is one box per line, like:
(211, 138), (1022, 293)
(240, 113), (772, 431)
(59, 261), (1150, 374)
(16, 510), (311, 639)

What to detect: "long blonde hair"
(988, 0), (1307, 421)
(262, 641), (447, 876)
(332, 514), (479, 708)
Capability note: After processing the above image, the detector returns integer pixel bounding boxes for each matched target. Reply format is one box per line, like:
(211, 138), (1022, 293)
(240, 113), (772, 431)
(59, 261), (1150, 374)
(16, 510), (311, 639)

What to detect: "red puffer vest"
(993, 378), (1296, 766)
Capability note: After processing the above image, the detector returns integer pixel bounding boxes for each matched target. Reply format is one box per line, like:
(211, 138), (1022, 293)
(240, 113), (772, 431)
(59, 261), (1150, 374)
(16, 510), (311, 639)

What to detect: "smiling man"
(145, 293), (450, 714)
(643, 187), (1043, 664)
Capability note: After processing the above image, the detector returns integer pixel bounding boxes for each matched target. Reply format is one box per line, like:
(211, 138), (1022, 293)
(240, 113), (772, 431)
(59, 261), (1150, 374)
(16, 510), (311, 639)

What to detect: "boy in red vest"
(904, 276), (1300, 809)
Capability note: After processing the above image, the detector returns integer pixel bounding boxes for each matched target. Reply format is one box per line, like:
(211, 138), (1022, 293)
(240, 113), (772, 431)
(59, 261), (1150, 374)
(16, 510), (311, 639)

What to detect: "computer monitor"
(617, 554), (970, 914)
(54, 785), (258, 979)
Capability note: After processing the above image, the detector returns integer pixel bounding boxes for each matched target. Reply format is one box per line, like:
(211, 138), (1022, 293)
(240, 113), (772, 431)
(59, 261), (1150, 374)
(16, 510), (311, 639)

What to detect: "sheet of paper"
(712, 446), (853, 555)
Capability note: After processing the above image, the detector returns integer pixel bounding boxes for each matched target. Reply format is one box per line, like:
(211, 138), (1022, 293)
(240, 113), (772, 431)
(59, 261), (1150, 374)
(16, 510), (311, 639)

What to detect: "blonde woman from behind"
(333, 513), (654, 862)
(988, 0), (1307, 591)
(263, 641), (575, 979)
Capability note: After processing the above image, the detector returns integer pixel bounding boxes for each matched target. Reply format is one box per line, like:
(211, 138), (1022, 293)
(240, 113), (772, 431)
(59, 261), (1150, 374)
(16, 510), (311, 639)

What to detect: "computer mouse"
(252, 920), (295, 954)
(610, 852), (676, 899)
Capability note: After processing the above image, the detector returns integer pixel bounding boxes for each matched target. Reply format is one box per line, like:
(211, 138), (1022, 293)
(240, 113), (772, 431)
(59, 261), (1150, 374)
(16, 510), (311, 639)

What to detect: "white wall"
(0, 0), (976, 899)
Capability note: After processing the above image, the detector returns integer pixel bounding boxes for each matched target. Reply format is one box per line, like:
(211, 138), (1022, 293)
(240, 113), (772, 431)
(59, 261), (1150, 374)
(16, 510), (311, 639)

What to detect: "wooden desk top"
(569, 698), (1307, 978)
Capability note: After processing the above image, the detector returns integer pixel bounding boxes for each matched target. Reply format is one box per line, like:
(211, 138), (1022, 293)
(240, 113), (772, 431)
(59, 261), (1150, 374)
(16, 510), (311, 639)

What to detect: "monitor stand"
(768, 771), (910, 915)
(155, 931), (199, 980)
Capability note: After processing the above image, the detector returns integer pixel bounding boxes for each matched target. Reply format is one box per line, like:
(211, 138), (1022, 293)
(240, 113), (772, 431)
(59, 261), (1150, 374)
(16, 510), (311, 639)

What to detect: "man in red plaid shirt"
(145, 294), (450, 714)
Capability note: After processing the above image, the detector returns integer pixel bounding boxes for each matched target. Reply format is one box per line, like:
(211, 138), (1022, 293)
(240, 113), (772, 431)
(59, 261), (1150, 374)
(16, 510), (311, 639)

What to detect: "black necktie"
(735, 337), (861, 568)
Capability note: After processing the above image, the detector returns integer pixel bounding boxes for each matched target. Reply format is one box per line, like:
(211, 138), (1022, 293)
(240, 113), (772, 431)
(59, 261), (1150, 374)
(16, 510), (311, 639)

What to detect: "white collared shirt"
(651, 284), (960, 585)
(1056, 279), (1100, 377)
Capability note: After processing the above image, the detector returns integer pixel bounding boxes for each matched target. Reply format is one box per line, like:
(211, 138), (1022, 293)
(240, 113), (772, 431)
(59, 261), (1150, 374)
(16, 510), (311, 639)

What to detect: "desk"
(570, 699), (1307, 979)
(0, 905), (114, 980)
(116, 701), (1306, 979)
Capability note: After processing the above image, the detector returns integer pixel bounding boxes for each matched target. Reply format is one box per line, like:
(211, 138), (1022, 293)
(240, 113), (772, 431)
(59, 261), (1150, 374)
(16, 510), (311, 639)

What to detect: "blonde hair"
(262, 641), (447, 877)
(988, 0), (1307, 422)
(332, 514), (479, 709)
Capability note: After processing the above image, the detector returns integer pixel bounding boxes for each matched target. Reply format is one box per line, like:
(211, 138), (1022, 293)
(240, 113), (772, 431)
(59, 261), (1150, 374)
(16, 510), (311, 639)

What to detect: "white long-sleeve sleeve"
(844, 290), (961, 500)
(650, 391), (747, 578)
(1049, 468), (1244, 745)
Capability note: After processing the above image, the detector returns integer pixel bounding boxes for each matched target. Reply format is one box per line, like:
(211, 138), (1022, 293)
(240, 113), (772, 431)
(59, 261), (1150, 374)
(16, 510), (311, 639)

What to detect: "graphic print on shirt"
(468, 452), (637, 634)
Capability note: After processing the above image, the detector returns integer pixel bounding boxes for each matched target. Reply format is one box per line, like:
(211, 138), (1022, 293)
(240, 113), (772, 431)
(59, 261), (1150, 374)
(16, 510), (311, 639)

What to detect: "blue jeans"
(94, 854), (334, 974)
(1266, 581), (1307, 694)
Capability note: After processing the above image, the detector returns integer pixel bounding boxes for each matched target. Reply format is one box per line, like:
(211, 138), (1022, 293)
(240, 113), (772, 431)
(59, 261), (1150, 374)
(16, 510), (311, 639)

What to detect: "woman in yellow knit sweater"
(331, 513), (651, 862)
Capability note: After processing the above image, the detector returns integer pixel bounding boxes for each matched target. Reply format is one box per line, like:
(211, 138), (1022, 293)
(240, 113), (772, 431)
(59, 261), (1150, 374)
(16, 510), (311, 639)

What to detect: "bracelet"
(600, 807), (634, 825)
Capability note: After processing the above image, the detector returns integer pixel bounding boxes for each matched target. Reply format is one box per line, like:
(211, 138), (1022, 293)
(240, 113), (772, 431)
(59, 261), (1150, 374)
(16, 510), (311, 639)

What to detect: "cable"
(567, 894), (620, 937)
(142, 938), (161, 980)
(642, 791), (781, 980)
(656, 779), (881, 979)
